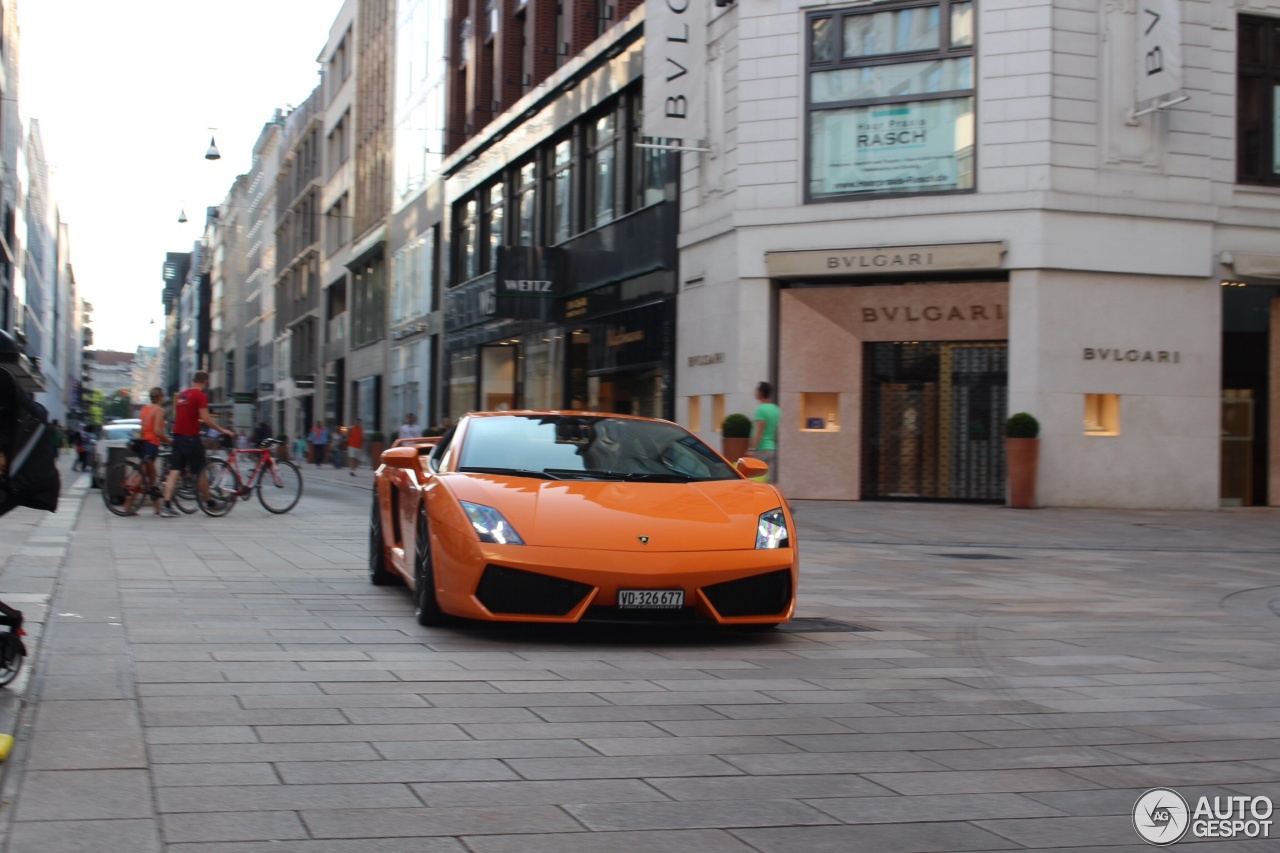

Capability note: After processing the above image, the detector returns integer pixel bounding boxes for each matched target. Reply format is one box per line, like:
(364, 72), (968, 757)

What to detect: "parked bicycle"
(102, 444), (237, 518)
(217, 437), (303, 513)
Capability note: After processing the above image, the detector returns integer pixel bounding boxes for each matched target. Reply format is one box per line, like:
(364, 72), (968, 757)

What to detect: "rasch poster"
(810, 98), (974, 198)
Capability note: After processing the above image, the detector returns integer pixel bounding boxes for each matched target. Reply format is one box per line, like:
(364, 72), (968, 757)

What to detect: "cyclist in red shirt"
(160, 371), (235, 516)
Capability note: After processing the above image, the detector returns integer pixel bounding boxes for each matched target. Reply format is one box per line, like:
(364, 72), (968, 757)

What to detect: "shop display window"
(523, 333), (564, 410)
(712, 394), (725, 432)
(801, 392), (841, 432)
(687, 395), (702, 432)
(1083, 394), (1120, 436)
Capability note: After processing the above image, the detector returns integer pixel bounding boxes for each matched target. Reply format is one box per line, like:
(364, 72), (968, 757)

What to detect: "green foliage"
(370, 431), (386, 443)
(721, 413), (753, 438)
(276, 434), (288, 443)
(83, 388), (105, 425)
(1006, 412), (1040, 439)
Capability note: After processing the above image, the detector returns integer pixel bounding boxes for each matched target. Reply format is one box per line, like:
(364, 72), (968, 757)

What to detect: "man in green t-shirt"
(749, 381), (780, 483)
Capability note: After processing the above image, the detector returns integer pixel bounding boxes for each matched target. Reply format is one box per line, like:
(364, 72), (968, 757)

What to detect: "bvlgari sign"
(766, 242), (1005, 279)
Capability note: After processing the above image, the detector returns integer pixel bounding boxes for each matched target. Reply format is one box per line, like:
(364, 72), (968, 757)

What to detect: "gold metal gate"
(861, 341), (1008, 501)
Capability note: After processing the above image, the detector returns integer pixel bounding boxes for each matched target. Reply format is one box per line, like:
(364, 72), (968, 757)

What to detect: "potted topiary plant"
(721, 413), (753, 463)
(1006, 412), (1040, 509)
(369, 431), (386, 468)
(275, 433), (290, 461)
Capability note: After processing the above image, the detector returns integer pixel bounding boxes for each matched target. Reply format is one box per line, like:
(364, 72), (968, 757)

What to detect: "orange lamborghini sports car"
(369, 411), (797, 627)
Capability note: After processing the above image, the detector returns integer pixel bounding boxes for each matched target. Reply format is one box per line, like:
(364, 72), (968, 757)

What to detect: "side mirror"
(736, 457), (769, 480)
(379, 446), (420, 470)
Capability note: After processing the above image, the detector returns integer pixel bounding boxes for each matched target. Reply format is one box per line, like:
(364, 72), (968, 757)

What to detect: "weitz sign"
(643, 0), (707, 142)
(1137, 0), (1184, 108)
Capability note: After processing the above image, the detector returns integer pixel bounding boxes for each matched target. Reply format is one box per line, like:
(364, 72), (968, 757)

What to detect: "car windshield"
(457, 415), (740, 481)
(101, 424), (140, 441)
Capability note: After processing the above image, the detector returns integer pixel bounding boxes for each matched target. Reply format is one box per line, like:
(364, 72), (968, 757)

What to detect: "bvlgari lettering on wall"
(1083, 348), (1180, 363)
(688, 353), (725, 367)
(860, 304), (1005, 323)
(830, 252), (934, 270)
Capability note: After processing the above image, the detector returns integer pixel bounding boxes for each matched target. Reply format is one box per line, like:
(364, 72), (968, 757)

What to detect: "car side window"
(428, 424), (458, 473)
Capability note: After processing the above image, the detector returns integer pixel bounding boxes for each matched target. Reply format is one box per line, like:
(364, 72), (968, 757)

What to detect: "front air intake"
(702, 570), (793, 618)
(475, 565), (593, 616)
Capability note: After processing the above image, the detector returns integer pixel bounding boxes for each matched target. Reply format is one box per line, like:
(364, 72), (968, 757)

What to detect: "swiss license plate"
(618, 589), (684, 609)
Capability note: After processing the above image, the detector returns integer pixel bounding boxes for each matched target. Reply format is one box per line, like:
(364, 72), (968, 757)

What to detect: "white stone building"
(675, 0), (1280, 509)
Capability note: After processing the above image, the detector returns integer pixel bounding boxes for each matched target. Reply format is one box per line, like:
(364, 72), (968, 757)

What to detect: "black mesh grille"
(581, 606), (709, 625)
(702, 570), (793, 618)
(475, 565), (593, 616)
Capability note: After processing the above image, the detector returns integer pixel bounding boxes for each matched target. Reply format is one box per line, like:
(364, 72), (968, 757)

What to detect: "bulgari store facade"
(677, 225), (1234, 511)
(770, 243), (1012, 503)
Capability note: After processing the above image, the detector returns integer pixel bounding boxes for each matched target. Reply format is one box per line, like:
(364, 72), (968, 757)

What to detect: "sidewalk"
(0, 453), (91, 754)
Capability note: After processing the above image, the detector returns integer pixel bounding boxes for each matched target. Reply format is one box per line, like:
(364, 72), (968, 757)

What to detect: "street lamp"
(205, 128), (221, 161)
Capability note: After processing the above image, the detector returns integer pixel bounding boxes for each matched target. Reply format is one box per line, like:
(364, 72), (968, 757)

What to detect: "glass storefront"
(448, 349), (478, 417)
(523, 331), (565, 410)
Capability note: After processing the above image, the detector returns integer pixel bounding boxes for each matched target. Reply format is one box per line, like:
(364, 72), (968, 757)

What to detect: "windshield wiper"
(543, 468), (628, 480)
(541, 468), (698, 482)
(624, 472), (698, 482)
(458, 466), (561, 480)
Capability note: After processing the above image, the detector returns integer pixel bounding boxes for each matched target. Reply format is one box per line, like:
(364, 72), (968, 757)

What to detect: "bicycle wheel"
(198, 459), (242, 517)
(0, 632), (23, 687)
(102, 461), (145, 517)
(257, 460), (303, 514)
(171, 471), (199, 514)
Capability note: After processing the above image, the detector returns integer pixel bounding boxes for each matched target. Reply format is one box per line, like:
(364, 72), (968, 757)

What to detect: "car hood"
(440, 474), (784, 552)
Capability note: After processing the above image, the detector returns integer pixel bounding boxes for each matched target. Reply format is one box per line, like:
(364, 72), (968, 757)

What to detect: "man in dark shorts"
(161, 371), (235, 514)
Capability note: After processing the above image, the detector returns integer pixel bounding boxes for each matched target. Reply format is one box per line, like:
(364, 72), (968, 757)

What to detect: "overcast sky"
(19, 0), (345, 353)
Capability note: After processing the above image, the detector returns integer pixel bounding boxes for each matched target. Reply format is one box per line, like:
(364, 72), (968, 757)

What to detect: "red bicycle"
(219, 438), (304, 513)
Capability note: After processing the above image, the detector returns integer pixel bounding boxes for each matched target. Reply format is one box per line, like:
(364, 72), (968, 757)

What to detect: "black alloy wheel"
(413, 508), (445, 626)
(369, 492), (398, 586)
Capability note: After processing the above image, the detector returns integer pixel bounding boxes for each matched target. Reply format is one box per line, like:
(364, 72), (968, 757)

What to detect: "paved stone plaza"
(1, 456), (1279, 851)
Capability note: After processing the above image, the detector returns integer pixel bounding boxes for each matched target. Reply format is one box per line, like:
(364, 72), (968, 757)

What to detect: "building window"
(325, 194), (349, 257)
(459, 16), (472, 66)
(1239, 15), (1280, 186)
(515, 161), (537, 245)
(486, 182), (505, 271)
(449, 349), (478, 417)
(631, 97), (670, 210)
(486, 0), (499, 41)
(807, 1), (975, 201)
(328, 111), (349, 175)
(458, 199), (479, 281)
(549, 137), (575, 244)
(589, 113), (618, 228)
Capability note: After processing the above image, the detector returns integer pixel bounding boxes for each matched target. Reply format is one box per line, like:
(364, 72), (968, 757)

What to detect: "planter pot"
(1006, 437), (1040, 509)
(722, 436), (750, 463)
(369, 442), (386, 469)
(276, 445), (289, 462)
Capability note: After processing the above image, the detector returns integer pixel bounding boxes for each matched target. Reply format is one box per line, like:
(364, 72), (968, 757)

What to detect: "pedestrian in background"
(397, 413), (419, 441)
(49, 420), (63, 456)
(748, 381), (780, 484)
(346, 418), (364, 476)
(332, 427), (346, 469)
(292, 433), (307, 462)
(309, 420), (329, 468)
(253, 421), (270, 446)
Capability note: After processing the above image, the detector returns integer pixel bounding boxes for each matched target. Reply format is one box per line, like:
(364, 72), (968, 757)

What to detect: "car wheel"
(413, 508), (446, 626)
(369, 492), (398, 586)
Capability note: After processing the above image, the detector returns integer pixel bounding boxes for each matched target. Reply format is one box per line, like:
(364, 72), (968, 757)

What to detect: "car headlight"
(756, 507), (790, 549)
(460, 501), (525, 545)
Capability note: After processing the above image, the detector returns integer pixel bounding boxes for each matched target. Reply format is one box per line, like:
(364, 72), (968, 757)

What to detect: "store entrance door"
(861, 341), (1008, 502)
